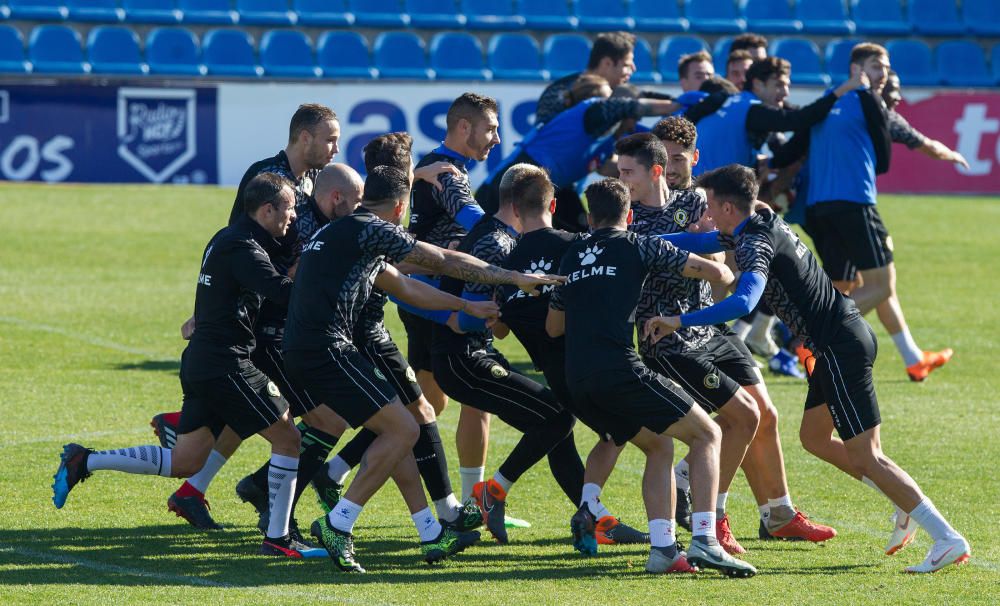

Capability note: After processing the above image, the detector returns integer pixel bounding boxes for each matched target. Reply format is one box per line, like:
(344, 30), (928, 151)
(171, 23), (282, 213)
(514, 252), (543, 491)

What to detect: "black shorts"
(568, 363), (694, 446)
(179, 363), (289, 440)
(804, 315), (882, 441)
(252, 339), (321, 417)
(284, 346), (398, 429)
(398, 308), (434, 373)
(431, 349), (566, 432)
(644, 334), (760, 413)
(806, 201), (894, 282)
(358, 338), (423, 405)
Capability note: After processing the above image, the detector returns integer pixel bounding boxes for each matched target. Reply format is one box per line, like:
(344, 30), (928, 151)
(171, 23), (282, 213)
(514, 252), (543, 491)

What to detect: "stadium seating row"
(2, 0), (999, 36)
(2, 25), (997, 87)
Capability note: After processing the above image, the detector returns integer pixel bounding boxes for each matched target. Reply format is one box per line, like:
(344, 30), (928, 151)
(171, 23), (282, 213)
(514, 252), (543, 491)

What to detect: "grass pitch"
(0, 184), (997, 605)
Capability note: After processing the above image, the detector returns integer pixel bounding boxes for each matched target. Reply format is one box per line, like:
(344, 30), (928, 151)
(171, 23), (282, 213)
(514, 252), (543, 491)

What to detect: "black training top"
(409, 150), (478, 249)
(730, 210), (857, 350)
(432, 215), (517, 355)
(352, 288), (391, 345)
(550, 228), (689, 381)
(182, 214), (293, 380)
(283, 208), (416, 352)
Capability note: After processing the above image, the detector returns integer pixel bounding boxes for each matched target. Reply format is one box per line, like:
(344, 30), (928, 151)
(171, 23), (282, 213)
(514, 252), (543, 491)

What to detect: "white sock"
(691, 511), (717, 539)
(768, 494), (793, 510)
(459, 466), (484, 502)
(759, 504), (770, 523)
(715, 492), (728, 516)
(434, 494), (462, 522)
(732, 320), (752, 340)
(891, 330), (923, 367)
(581, 482), (611, 519)
(186, 449), (227, 494)
(412, 506), (443, 542)
(674, 460), (690, 492)
(266, 453), (298, 539)
(492, 471), (513, 494)
(909, 498), (961, 542)
(648, 518), (675, 549)
(87, 446), (172, 477)
(327, 455), (352, 485)
(328, 497), (363, 534)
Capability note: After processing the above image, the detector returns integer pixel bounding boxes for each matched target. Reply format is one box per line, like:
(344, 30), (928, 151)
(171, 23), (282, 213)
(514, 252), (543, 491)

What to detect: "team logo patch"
(266, 381), (281, 398)
(374, 368), (387, 381)
(299, 176), (314, 195)
(490, 364), (509, 379)
(703, 373), (721, 389)
(117, 88), (198, 184)
(405, 367), (417, 383)
(673, 208), (690, 227)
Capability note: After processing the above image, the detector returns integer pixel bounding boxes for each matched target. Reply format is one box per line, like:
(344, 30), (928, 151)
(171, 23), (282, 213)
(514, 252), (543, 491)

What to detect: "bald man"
(313, 163), (364, 222)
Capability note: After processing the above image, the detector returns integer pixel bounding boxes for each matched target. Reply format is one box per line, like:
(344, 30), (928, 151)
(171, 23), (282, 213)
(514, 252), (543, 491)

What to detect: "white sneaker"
(905, 536), (970, 573)
(745, 331), (779, 357)
(885, 509), (918, 555)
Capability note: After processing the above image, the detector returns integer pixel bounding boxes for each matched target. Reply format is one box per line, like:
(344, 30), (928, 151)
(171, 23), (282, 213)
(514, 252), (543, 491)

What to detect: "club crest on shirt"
(490, 364), (509, 378)
(266, 381), (281, 398)
(405, 367), (417, 383)
(673, 208), (689, 227)
(374, 368), (387, 381)
(703, 373), (721, 389)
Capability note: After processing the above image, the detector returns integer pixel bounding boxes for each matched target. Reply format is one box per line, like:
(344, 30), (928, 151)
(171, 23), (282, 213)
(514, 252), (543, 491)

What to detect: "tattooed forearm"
(404, 242), (517, 285)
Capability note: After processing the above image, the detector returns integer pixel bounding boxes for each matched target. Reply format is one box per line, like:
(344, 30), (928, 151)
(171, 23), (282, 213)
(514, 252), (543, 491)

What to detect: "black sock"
(337, 428), (376, 468)
(499, 411), (576, 486)
(546, 430), (585, 506)
(413, 422), (453, 502)
(290, 425), (340, 513)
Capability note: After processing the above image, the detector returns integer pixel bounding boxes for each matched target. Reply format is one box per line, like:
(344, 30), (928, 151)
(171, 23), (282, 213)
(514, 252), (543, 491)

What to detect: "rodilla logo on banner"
(880, 92), (1000, 194)
(0, 83), (216, 184)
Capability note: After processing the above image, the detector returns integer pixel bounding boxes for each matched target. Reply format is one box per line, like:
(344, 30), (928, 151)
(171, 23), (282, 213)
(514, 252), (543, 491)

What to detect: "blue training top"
(693, 91), (760, 176)
(806, 88), (877, 206)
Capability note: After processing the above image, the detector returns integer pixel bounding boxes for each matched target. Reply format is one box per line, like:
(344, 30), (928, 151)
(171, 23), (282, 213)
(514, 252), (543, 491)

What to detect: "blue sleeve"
(390, 296), (452, 326)
(457, 291), (490, 332)
(657, 230), (725, 254)
(455, 204), (486, 231)
(676, 90), (708, 109)
(679, 272), (766, 327)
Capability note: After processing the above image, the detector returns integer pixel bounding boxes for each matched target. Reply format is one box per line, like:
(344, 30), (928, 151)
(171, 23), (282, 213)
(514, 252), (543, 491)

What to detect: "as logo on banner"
(117, 88), (196, 183)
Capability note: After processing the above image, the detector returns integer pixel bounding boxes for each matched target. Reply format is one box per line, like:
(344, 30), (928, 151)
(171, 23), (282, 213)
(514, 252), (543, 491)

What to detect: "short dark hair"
(678, 50), (712, 80)
(697, 165), (759, 214)
(568, 73), (611, 106)
(652, 116), (697, 152)
(363, 132), (413, 174)
(244, 172), (292, 214)
(586, 178), (631, 227)
(288, 103), (337, 144)
(744, 56), (790, 91)
(700, 75), (740, 95)
(362, 165), (410, 211)
(446, 93), (498, 131)
(587, 32), (636, 70)
(730, 33), (768, 55)
(614, 133), (667, 171)
(850, 42), (888, 67)
(500, 163), (554, 217)
(726, 49), (754, 68)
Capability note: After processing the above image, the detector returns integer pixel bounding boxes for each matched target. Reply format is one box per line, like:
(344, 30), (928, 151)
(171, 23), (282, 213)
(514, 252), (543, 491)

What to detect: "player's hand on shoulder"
(515, 273), (566, 297)
(643, 315), (681, 344)
(415, 161), (461, 191)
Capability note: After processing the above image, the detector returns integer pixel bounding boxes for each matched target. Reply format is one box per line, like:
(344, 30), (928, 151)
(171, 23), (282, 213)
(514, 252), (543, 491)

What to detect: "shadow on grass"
(115, 359), (180, 373)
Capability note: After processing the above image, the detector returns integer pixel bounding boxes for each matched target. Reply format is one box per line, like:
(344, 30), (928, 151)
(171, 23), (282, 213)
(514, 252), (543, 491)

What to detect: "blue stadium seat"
(575, 0), (635, 32)
(521, 0), (578, 31)
(993, 44), (1000, 85)
(850, 0), (908, 35)
(9, 0), (68, 20)
(406, 0), (465, 28)
(770, 38), (829, 86)
(884, 39), (937, 86)
(29, 25), (90, 73)
(0, 26), (31, 73)
(374, 31), (432, 79)
(146, 27), (205, 75)
(712, 35), (733, 74)
(630, 36), (659, 83)
(351, 0), (408, 27)
(461, 0), (524, 31)
(908, 0), (964, 36)
(823, 37), (859, 81)
(202, 28), (261, 76)
(936, 41), (991, 87)
(67, 0), (124, 22)
(430, 32), (490, 80)
(964, 0), (1000, 36)
(658, 35), (708, 81)
(317, 30), (374, 78)
(179, 0), (238, 24)
(294, 0), (353, 26)
(744, 0), (803, 33)
(796, 0), (855, 35)
(123, 0), (182, 24)
(237, 0), (297, 25)
(260, 30), (317, 77)
(629, 0), (688, 32)
(684, 0), (746, 33)
(87, 25), (147, 74)
(543, 33), (590, 78)
(488, 33), (545, 80)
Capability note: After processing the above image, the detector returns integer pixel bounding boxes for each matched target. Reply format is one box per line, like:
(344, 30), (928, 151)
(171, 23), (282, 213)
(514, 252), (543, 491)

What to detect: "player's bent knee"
(406, 396), (436, 424)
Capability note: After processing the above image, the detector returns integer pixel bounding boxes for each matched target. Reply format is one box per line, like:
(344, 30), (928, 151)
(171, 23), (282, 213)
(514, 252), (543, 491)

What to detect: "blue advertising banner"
(0, 82), (217, 184)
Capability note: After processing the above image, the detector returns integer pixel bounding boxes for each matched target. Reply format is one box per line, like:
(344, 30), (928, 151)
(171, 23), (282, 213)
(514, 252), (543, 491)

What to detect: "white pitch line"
(0, 316), (174, 359)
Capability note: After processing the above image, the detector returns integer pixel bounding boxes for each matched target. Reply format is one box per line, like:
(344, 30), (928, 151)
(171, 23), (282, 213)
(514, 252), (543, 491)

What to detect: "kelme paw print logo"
(528, 259), (552, 274)
(579, 245), (604, 266)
